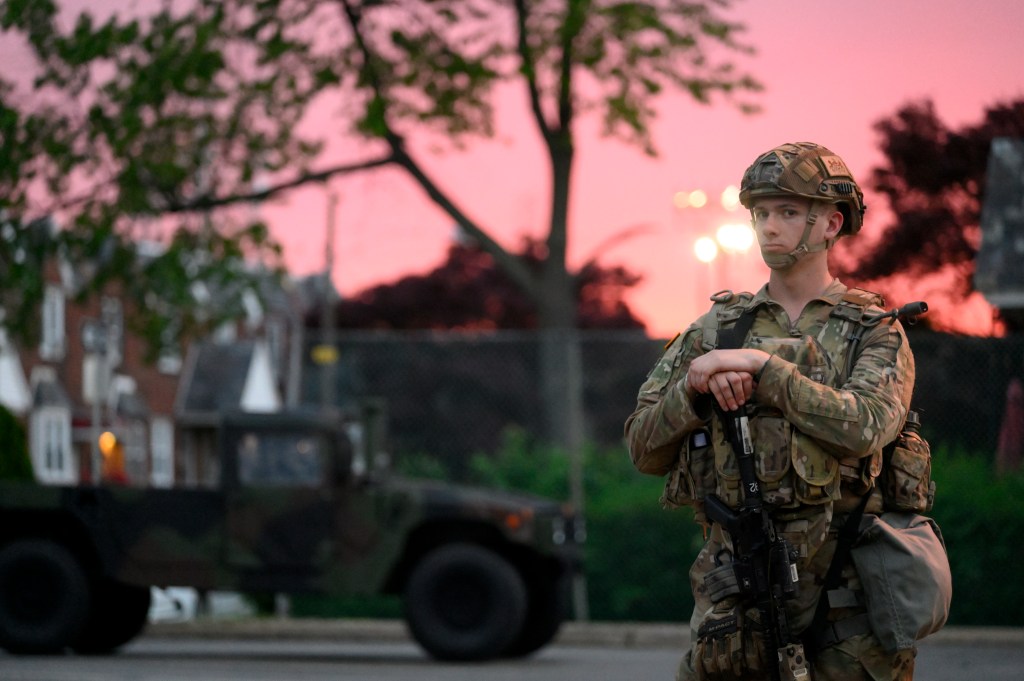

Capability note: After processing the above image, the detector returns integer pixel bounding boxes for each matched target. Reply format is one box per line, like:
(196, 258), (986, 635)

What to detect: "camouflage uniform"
(625, 280), (917, 681)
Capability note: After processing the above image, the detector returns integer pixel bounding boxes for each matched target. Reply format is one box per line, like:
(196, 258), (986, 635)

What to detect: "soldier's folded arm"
(754, 322), (914, 459)
(625, 326), (711, 476)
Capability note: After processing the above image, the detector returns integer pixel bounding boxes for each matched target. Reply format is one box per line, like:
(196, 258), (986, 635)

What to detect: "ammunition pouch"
(881, 427), (934, 513)
(708, 333), (846, 512)
(711, 413), (841, 511)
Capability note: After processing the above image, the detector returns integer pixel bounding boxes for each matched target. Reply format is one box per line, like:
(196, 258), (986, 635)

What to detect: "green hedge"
(296, 432), (1024, 626)
(0, 406), (33, 482)
(928, 445), (1024, 625)
(466, 432), (1024, 626)
(467, 429), (702, 622)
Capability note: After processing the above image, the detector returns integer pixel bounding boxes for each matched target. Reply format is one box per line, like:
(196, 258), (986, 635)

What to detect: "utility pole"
(317, 192), (340, 409)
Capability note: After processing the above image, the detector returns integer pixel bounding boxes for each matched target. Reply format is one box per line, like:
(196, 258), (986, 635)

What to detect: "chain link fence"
(301, 328), (1024, 478)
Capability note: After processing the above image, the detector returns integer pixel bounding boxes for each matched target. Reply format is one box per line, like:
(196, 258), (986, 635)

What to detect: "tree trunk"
(538, 136), (590, 620)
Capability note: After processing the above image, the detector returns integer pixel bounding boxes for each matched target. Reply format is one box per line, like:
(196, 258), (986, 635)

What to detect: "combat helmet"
(739, 142), (865, 235)
(739, 142), (866, 269)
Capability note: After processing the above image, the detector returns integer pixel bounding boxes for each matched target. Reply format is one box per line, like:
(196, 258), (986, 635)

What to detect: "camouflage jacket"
(625, 279), (915, 512)
(626, 279), (919, 666)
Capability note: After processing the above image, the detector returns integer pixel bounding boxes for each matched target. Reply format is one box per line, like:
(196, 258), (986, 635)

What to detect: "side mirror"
(359, 398), (391, 477)
(341, 421), (366, 481)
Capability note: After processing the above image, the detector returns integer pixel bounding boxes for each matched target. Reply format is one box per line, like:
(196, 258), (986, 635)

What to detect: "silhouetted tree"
(325, 239), (643, 331)
(836, 98), (1024, 328)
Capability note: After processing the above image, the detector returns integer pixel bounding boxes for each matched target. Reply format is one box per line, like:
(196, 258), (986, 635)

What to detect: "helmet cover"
(739, 142), (865, 236)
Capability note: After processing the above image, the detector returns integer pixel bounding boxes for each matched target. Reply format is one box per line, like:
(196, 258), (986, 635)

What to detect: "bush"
(295, 433), (1024, 626)
(929, 445), (1024, 625)
(468, 429), (702, 622)
(467, 432), (1024, 626)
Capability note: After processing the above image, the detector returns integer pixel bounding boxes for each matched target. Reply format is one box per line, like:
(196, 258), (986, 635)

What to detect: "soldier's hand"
(707, 370), (755, 411)
(687, 349), (770, 393)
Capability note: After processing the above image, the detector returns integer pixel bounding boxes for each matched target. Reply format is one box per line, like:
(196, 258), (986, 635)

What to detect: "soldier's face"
(752, 197), (840, 256)
(751, 197), (814, 253)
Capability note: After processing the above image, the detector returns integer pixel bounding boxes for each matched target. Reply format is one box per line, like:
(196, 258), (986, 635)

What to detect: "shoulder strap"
(825, 287), (885, 383)
(716, 306), (759, 350)
(700, 291), (757, 351)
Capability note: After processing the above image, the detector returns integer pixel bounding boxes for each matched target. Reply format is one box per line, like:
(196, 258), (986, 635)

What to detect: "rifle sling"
(715, 306), (759, 351)
(804, 491), (871, 658)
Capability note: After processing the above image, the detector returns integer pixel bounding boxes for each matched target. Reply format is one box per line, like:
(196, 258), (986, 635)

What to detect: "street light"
(715, 223), (755, 254)
(673, 188), (709, 210)
(694, 236), (718, 263)
(721, 185), (741, 212)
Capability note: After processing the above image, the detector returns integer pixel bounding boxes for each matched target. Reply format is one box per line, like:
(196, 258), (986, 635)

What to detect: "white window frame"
(150, 417), (175, 488)
(30, 407), (75, 484)
(123, 420), (147, 484)
(39, 285), (66, 361)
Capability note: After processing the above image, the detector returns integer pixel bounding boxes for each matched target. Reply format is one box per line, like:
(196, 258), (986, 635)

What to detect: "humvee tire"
(0, 539), (91, 654)
(72, 579), (152, 654)
(404, 542), (527, 661)
(504, 571), (568, 657)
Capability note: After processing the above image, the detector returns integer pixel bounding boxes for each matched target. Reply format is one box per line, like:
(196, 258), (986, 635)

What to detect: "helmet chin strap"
(760, 208), (836, 270)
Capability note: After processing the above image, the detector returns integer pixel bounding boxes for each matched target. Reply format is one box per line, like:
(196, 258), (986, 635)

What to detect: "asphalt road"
(2, 631), (1023, 680)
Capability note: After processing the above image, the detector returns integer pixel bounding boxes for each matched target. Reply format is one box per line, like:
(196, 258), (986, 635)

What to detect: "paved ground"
(2, 621), (1020, 681)
(147, 616), (1024, 650)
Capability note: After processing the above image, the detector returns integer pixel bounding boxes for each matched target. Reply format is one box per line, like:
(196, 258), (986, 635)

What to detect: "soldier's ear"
(824, 206), (843, 239)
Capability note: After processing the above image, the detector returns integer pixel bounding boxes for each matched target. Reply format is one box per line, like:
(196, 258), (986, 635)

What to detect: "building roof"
(175, 339), (281, 426)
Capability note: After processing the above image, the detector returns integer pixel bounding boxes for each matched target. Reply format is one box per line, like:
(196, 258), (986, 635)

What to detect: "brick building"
(0, 247), (308, 488)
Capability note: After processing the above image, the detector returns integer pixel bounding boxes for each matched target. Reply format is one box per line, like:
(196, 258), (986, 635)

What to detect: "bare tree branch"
(337, 0), (540, 300)
(386, 137), (541, 300)
(163, 154), (397, 214)
(513, 0), (552, 143)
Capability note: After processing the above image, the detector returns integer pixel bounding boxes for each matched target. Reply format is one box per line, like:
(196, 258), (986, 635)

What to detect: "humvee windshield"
(236, 431), (325, 487)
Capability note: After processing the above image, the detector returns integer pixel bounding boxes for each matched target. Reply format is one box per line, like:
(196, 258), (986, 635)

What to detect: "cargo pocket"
(661, 430), (716, 510)
(712, 418), (742, 508)
(660, 449), (694, 510)
(791, 431), (840, 505)
(750, 415), (793, 506)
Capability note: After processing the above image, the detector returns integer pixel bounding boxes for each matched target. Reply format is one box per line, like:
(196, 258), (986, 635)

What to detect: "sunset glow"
(14, 0), (1017, 339)
(249, 0), (1024, 339)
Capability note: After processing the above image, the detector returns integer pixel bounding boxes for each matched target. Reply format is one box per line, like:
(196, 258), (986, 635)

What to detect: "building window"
(101, 296), (124, 368)
(265, 318), (284, 375)
(123, 420), (147, 484)
(156, 322), (182, 375)
(39, 285), (66, 361)
(150, 417), (174, 488)
(30, 407), (75, 484)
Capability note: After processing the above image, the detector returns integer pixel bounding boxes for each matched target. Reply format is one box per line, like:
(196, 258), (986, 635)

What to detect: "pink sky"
(6, 1), (1020, 337)
(260, 0), (1024, 338)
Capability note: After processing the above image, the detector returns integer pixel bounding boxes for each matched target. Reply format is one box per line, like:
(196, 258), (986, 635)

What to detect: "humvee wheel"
(72, 580), (152, 654)
(0, 539), (91, 654)
(404, 543), (527, 661)
(504, 572), (568, 657)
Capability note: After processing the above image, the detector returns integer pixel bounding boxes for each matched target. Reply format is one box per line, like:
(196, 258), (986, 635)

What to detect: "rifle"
(703, 405), (811, 681)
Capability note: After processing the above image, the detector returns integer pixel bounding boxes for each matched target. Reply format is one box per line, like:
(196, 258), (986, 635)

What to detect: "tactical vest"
(663, 288), (888, 517)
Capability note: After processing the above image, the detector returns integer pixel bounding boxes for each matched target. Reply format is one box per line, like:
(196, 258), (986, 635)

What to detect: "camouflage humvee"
(0, 409), (582, 660)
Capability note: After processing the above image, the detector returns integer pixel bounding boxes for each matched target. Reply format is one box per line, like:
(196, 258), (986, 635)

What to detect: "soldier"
(625, 142), (919, 680)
